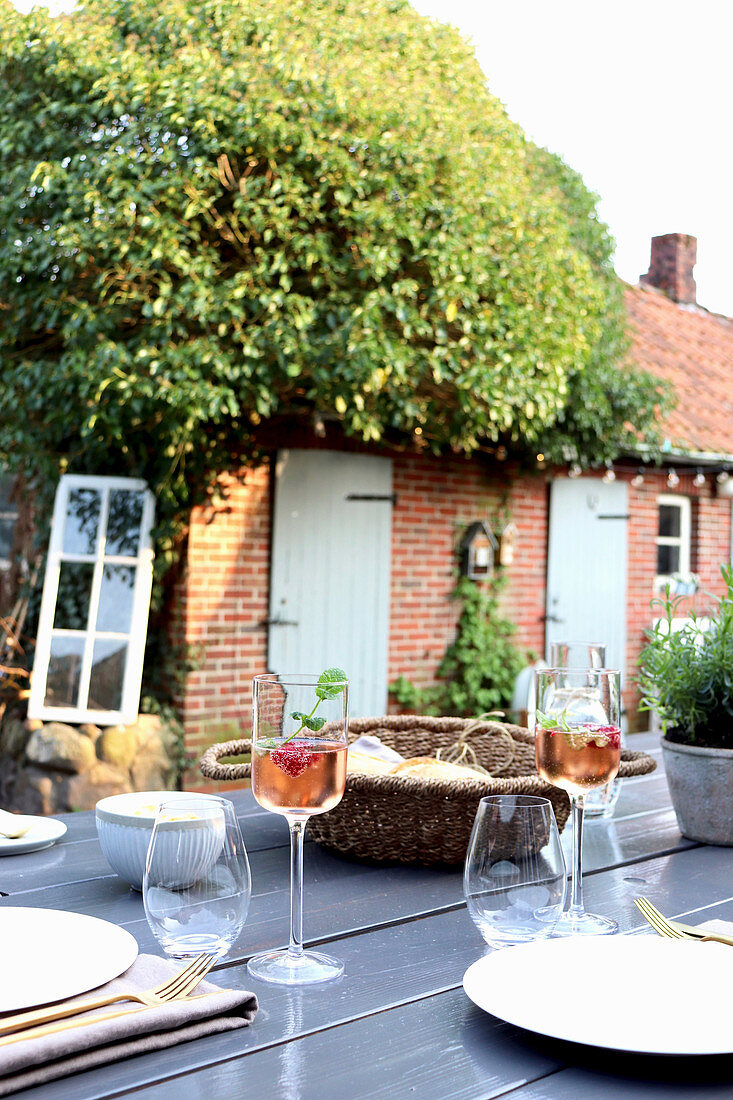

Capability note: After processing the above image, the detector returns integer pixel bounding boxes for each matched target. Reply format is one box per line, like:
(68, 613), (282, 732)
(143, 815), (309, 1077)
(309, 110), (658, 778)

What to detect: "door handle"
(260, 618), (299, 627)
(541, 614), (564, 623)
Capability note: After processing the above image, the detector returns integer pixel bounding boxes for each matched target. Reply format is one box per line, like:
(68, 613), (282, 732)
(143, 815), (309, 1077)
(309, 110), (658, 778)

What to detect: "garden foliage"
(390, 575), (528, 718)
(0, 0), (667, 566)
(638, 565), (733, 749)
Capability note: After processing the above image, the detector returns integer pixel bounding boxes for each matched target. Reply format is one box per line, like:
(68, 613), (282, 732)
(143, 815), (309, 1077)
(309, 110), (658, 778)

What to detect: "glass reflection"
(63, 489), (101, 555)
(106, 491), (144, 556)
(96, 565), (136, 633)
(88, 640), (127, 711)
(44, 637), (85, 708)
(54, 562), (94, 630)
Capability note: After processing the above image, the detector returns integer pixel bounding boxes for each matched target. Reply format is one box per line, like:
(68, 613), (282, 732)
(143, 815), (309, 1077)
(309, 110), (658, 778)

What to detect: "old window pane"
(88, 640), (127, 711)
(44, 637), (85, 709)
(54, 562), (95, 630)
(657, 544), (679, 576)
(106, 490), (145, 556)
(96, 565), (136, 634)
(63, 489), (101, 555)
(658, 504), (681, 539)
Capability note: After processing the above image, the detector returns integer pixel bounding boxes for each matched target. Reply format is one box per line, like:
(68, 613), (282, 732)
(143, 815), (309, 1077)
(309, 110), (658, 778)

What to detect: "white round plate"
(463, 934), (732, 1055)
(0, 908), (139, 1011)
(0, 817), (67, 856)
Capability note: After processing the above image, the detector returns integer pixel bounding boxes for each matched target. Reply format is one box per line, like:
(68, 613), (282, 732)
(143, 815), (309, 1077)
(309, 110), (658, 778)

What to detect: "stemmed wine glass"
(247, 670), (348, 985)
(549, 641), (606, 670)
(532, 667), (621, 935)
(548, 642), (620, 819)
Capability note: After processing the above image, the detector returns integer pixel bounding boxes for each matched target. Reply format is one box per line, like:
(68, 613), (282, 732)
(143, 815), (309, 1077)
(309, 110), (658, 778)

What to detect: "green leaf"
(290, 712), (327, 732)
(315, 666), (348, 700)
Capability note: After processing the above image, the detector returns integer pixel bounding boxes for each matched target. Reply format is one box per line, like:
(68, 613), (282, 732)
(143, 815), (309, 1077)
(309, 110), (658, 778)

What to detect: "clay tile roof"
(625, 283), (733, 458)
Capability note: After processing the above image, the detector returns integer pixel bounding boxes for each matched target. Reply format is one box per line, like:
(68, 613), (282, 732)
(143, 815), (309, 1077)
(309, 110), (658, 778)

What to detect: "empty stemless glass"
(143, 796), (251, 959)
(548, 642), (622, 819)
(464, 795), (566, 949)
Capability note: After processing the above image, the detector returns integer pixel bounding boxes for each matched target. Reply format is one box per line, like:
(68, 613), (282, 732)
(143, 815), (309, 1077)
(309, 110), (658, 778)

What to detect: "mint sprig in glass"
(248, 669), (349, 986)
(533, 667), (621, 936)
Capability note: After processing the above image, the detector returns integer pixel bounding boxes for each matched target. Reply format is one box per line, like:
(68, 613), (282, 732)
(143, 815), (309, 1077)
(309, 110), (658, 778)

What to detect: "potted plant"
(638, 564), (733, 844)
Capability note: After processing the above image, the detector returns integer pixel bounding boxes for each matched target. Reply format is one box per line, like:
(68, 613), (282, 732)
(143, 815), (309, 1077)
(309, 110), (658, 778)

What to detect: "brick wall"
(388, 453), (547, 694)
(624, 466), (730, 730)
(178, 466), (271, 792)
(174, 448), (732, 787)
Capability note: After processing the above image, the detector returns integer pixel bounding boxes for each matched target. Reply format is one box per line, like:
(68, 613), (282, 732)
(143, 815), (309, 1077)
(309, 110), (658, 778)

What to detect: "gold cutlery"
(634, 897), (733, 946)
(0, 952), (216, 1041)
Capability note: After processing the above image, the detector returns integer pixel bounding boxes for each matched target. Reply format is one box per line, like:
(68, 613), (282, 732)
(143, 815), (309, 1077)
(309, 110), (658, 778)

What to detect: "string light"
(602, 462), (615, 483)
(693, 469), (706, 488)
(568, 464), (582, 479)
(717, 470), (730, 484)
(631, 468), (645, 488)
(667, 468), (680, 489)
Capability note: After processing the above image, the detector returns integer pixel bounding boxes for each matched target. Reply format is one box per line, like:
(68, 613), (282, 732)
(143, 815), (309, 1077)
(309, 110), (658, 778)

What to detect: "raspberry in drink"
(535, 724), (621, 797)
(253, 738), (347, 817)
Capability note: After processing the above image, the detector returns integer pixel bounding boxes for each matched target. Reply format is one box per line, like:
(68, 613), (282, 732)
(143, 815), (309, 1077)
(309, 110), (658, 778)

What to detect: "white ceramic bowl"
(95, 791), (225, 891)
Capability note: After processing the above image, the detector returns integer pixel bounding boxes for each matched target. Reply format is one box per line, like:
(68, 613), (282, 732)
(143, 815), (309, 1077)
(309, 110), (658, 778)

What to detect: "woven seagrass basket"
(199, 714), (656, 867)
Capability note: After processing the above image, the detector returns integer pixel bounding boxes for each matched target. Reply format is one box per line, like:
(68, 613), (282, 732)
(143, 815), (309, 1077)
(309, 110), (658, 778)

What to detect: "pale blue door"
(545, 477), (628, 682)
(268, 450), (393, 718)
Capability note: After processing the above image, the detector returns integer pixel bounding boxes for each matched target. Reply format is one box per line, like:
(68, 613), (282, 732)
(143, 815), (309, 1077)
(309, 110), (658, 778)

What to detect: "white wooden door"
(268, 450), (393, 718)
(545, 477), (628, 683)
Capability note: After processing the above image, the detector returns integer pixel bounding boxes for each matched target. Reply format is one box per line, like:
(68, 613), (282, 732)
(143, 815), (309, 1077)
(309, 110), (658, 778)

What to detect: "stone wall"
(0, 713), (179, 814)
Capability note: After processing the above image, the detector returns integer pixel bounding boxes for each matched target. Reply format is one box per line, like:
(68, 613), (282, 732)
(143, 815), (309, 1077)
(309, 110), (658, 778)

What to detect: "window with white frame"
(27, 475), (155, 725)
(655, 494), (691, 588)
(0, 475), (18, 571)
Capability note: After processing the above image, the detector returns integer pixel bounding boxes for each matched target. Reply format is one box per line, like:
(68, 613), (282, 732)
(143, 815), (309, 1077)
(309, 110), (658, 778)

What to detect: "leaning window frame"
(27, 474), (155, 725)
(654, 493), (691, 590)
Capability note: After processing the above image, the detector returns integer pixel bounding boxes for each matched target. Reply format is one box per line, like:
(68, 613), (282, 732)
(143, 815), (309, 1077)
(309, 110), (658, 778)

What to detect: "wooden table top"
(2, 731), (732, 1099)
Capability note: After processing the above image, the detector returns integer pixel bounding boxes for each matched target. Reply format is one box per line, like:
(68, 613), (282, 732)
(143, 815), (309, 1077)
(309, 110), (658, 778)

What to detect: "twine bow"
(435, 714), (515, 776)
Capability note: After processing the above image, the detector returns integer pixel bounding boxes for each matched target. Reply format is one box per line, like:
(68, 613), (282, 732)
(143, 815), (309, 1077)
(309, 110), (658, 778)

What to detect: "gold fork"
(0, 952), (216, 1039)
(634, 897), (733, 946)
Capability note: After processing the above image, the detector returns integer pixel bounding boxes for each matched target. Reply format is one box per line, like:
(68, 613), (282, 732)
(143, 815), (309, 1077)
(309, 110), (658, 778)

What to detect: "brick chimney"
(640, 233), (697, 304)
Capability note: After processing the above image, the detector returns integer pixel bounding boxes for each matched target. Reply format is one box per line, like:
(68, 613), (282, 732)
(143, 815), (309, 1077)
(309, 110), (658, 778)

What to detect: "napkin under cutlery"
(0, 954), (258, 1097)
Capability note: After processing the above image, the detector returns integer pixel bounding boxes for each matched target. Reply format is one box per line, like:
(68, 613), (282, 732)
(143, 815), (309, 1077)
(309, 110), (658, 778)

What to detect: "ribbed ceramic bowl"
(95, 791), (225, 891)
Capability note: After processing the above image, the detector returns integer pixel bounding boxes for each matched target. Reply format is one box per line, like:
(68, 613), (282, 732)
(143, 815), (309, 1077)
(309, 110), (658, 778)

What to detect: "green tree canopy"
(0, 0), (667, 558)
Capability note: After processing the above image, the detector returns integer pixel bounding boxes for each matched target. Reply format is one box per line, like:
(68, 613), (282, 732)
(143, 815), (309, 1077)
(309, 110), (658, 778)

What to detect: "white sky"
(411, 0), (733, 317)
(11, 0), (733, 317)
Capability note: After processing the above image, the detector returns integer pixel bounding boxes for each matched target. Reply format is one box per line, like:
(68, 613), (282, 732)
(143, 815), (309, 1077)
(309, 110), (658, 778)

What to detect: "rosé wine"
(535, 724), (621, 797)
(252, 738), (347, 817)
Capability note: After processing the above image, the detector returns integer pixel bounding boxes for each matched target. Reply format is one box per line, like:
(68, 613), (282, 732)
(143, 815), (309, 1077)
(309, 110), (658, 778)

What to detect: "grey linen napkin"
(0, 953), (258, 1096)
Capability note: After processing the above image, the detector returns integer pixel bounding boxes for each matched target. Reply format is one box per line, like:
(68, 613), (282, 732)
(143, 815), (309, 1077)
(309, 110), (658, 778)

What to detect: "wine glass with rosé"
(247, 670), (348, 985)
(532, 667), (621, 936)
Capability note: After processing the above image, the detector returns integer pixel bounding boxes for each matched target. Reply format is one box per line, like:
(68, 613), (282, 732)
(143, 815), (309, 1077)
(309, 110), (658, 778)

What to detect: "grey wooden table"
(2, 732), (732, 1099)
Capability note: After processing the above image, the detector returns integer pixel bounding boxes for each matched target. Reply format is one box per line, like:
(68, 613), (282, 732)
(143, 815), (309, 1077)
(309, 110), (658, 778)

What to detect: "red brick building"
(179, 234), (733, 787)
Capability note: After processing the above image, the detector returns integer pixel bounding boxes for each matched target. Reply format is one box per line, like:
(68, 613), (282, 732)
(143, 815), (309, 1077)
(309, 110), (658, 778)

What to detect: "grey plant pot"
(661, 736), (733, 845)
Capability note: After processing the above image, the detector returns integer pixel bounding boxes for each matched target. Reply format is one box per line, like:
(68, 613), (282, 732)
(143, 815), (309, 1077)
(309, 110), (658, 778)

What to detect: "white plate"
(463, 934), (732, 1055)
(0, 817), (67, 856)
(0, 908), (139, 1012)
